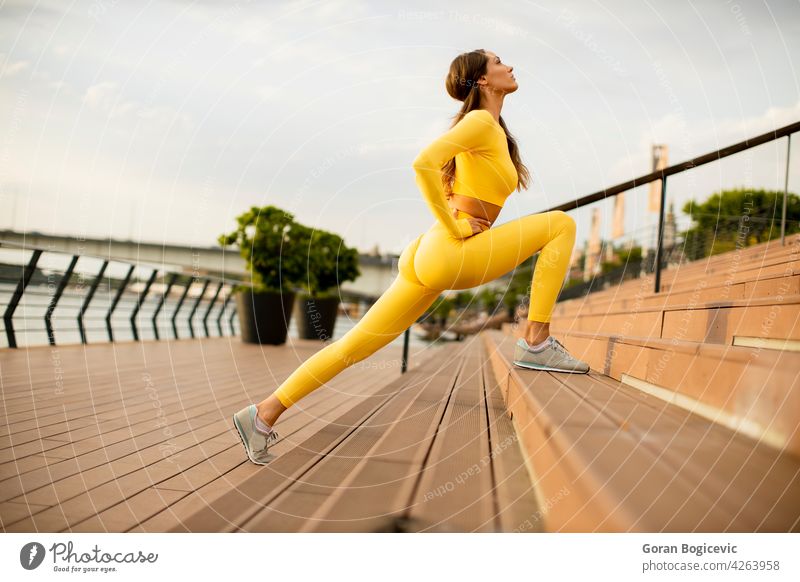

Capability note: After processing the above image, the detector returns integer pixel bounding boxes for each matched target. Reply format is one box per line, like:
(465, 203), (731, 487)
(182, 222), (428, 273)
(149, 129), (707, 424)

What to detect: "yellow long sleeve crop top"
(412, 108), (519, 239)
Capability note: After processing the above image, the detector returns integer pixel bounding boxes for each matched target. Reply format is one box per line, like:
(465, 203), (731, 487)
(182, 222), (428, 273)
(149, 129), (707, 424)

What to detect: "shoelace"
(549, 337), (574, 359)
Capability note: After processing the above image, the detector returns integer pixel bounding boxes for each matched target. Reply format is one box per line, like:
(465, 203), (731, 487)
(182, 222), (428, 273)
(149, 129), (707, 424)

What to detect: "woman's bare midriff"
(447, 192), (502, 226)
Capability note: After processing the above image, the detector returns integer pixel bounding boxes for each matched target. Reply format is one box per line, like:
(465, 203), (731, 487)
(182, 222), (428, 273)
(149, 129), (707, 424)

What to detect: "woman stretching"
(233, 49), (589, 465)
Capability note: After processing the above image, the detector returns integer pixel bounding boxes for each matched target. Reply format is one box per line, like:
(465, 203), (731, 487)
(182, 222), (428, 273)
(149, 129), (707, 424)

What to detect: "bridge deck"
(0, 333), (540, 532)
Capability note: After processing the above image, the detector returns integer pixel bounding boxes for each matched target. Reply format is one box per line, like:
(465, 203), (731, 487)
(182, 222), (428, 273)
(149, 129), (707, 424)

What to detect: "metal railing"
(0, 238), (417, 373)
(0, 240), (250, 349)
(7, 121), (795, 368)
(546, 120), (799, 293)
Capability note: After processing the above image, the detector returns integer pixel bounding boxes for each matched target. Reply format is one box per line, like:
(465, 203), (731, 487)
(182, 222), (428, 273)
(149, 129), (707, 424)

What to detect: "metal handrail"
(0, 239), (252, 348)
(0, 238), (416, 372)
(545, 120), (799, 293)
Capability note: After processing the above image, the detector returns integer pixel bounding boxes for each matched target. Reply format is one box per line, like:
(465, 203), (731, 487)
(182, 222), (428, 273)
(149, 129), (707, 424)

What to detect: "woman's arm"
(412, 109), (493, 239)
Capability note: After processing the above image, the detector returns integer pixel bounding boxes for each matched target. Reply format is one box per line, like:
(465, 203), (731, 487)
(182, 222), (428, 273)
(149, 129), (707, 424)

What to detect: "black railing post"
(229, 307), (237, 336)
(106, 264), (135, 342)
(45, 255), (78, 346)
(217, 291), (234, 336)
(203, 282), (224, 337)
(131, 269), (158, 341)
(4, 249), (43, 348)
(153, 272), (177, 340)
(171, 277), (192, 339)
(78, 260), (108, 345)
(401, 327), (410, 373)
(187, 278), (210, 338)
(654, 174), (668, 294)
(781, 134), (791, 246)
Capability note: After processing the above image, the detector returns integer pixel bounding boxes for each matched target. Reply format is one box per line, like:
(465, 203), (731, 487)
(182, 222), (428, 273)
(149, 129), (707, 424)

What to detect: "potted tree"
(293, 226), (361, 341)
(217, 205), (307, 345)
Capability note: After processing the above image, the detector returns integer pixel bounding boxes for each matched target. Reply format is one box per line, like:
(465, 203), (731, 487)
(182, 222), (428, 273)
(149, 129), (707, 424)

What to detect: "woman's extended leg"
(260, 270), (442, 420)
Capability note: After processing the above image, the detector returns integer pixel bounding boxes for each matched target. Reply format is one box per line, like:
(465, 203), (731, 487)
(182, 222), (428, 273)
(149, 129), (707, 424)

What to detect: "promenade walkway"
(1, 334), (540, 532)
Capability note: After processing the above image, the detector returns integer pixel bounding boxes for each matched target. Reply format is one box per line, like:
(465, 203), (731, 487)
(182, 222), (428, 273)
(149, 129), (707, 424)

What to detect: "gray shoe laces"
(550, 337), (574, 359)
(261, 430), (279, 446)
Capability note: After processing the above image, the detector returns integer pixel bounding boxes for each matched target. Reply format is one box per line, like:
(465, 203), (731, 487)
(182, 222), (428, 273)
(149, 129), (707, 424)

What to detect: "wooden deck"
(0, 333), (541, 532)
(484, 329), (800, 532)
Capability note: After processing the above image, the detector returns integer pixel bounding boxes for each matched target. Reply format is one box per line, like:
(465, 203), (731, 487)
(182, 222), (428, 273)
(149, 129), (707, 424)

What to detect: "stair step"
(551, 292), (800, 346)
(507, 327), (800, 458)
(482, 329), (800, 532)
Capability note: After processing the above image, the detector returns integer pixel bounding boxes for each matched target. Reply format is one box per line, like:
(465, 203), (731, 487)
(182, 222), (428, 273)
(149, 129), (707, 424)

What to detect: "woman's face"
(481, 51), (517, 95)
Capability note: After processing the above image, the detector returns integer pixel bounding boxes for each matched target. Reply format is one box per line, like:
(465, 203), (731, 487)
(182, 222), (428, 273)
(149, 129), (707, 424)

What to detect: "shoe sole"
(232, 413), (272, 466)
(512, 359), (590, 373)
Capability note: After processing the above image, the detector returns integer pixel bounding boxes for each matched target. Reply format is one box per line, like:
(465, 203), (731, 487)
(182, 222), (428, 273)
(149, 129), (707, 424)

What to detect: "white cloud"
(81, 81), (193, 129)
(2, 0), (798, 255)
(0, 57), (30, 77)
(83, 81), (118, 108)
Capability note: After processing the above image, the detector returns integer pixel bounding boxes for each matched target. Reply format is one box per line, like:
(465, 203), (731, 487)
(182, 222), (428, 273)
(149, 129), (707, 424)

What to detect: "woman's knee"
(552, 210), (576, 236)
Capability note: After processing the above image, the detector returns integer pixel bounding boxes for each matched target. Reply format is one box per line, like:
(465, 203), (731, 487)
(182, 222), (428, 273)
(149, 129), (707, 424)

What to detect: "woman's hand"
(452, 207), (491, 236)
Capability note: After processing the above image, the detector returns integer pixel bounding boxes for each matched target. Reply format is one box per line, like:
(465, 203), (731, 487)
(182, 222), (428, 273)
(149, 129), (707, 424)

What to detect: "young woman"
(233, 49), (589, 465)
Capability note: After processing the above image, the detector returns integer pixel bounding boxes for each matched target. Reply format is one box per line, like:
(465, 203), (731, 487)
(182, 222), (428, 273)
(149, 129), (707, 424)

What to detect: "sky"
(1, 0), (799, 257)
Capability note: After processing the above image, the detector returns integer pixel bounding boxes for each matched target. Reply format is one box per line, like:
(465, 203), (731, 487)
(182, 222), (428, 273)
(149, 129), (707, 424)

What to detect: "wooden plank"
(0, 335), (435, 532)
(300, 354), (470, 532)
(482, 358), (543, 532)
(555, 371), (800, 530)
(241, 349), (468, 532)
(165, 343), (461, 532)
(545, 329), (800, 457)
(482, 330), (800, 532)
(404, 340), (496, 531)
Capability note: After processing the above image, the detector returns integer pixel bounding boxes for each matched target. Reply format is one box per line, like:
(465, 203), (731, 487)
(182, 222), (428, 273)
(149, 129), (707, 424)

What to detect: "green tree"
(476, 287), (501, 313)
(451, 290), (475, 309)
(295, 226), (361, 298)
(217, 205), (308, 293)
(500, 267), (532, 317)
(601, 243), (643, 273)
(427, 295), (455, 325)
(681, 188), (800, 259)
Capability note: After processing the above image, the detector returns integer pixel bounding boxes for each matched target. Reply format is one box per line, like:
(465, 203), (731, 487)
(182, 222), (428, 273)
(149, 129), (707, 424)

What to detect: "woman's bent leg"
(416, 210), (576, 323)
(271, 274), (442, 408)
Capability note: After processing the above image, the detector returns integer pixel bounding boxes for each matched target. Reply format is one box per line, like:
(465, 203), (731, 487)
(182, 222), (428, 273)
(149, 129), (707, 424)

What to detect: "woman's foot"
(524, 320), (551, 347)
(513, 336), (590, 373)
(232, 404), (280, 465)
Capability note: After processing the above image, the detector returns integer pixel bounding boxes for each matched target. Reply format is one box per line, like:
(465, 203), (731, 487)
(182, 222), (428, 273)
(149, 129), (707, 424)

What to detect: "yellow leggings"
(272, 209), (577, 408)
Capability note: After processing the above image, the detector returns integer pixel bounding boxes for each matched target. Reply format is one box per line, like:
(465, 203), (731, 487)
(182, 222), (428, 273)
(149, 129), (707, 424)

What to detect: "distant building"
(584, 207), (602, 280)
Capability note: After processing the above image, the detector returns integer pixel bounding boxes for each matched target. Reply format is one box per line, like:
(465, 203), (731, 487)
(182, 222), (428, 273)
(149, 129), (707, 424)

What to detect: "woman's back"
(412, 108), (518, 239)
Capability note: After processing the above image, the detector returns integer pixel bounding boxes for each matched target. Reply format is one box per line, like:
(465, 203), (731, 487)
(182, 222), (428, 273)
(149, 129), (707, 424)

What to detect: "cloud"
(83, 81), (118, 108)
(0, 55), (30, 77)
(607, 99), (800, 180)
(82, 80), (193, 128)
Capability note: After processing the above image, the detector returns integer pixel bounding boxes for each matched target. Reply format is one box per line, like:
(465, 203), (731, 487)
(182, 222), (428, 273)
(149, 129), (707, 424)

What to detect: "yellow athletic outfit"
(272, 108), (576, 408)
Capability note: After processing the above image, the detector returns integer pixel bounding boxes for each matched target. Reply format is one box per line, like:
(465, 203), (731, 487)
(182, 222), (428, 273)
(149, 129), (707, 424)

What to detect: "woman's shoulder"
(454, 109), (497, 136)
(462, 108), (494, 122)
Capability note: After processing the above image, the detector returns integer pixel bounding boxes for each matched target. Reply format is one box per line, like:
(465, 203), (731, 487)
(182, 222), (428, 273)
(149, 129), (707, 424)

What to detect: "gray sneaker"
(513, 336), (590, 373)
(232, 404), (279, 465)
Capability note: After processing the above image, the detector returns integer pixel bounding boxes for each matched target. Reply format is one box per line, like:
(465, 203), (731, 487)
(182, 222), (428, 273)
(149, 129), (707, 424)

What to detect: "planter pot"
(293, 295), (340, 341)
(235, 288), (295, 345)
